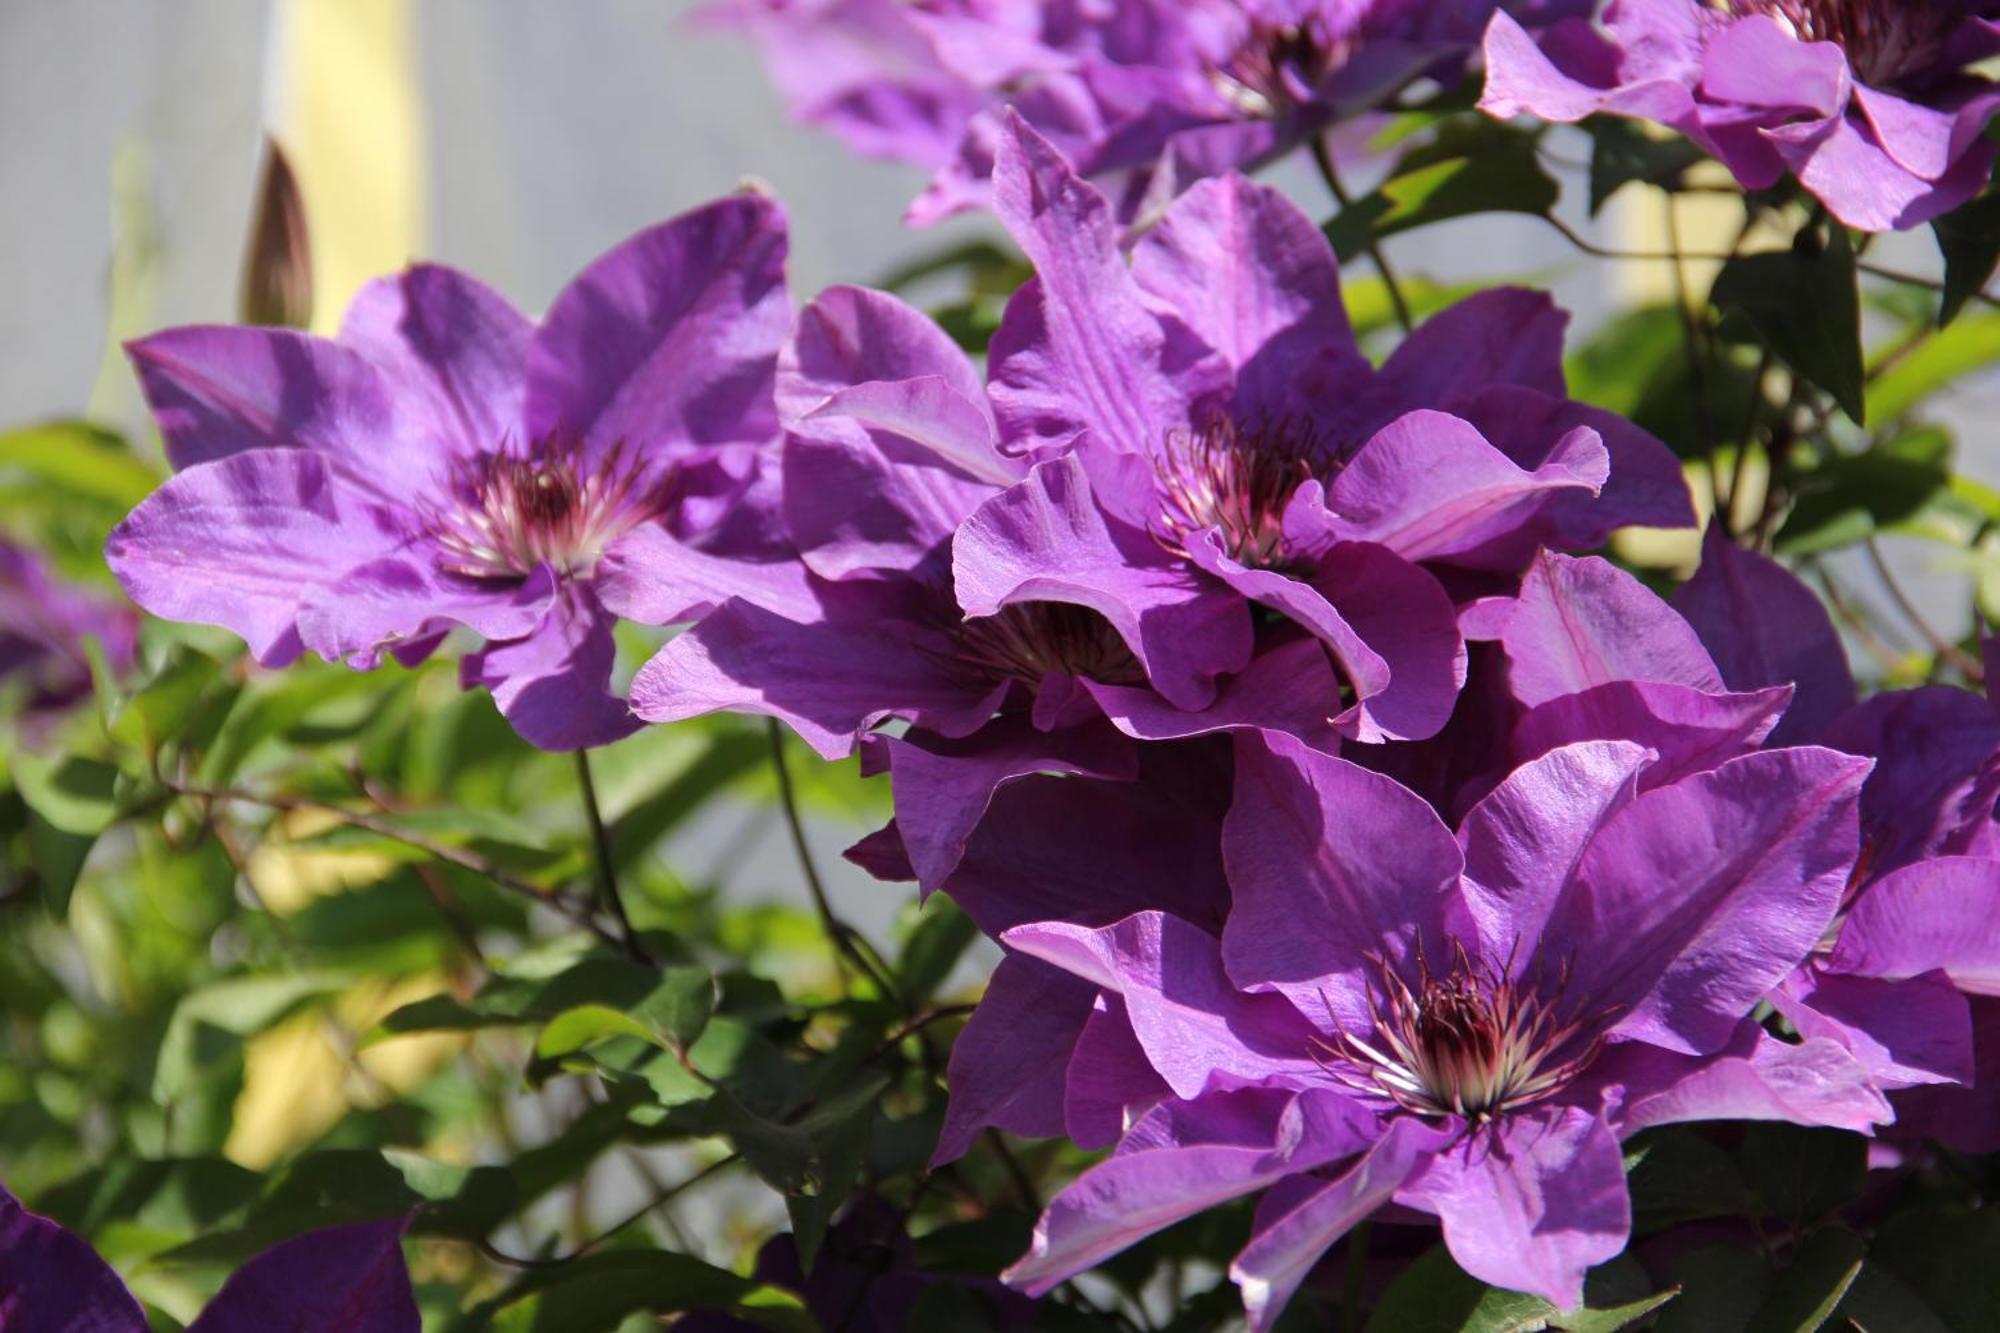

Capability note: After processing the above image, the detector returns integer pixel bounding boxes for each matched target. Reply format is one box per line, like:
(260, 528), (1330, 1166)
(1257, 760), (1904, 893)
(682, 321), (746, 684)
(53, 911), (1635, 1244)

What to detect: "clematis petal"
(1375, 287), (1569, 409)
(525, 195), (791, 456)
(1673, 526), (1855, 746)
(1129, 172), (1359, 406)
(1066, 996), (1171, 1150)
(1222, 731), (1463, 1023)
(1002, 912), (1325, 1100)
(1502, 552), (1721, 709)
(1511, 680), (1791, 792)
(1601, 1021), (1892, 1135)
(596, 523), (816, 627)
(188, 1217), (418, 1333)
(338, 262), (532, 455)
(0, 1184), (146, 1332)
(1830, 857), (2000, 994)
(1564, 747), (1871, 1054)
(105, 448), (407, 666)
(1777, 969), (1972, 1090)
(1399, 1105), (1628, 1311)
(460, 589), (637, 752)
(297, 553), (558, 669)
(935, 953), (1099, 1165)
(954, 454), (1253, 709)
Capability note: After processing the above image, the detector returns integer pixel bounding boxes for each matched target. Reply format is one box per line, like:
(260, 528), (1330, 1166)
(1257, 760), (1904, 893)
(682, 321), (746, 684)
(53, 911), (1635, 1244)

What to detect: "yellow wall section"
(268, 0), (427, 335)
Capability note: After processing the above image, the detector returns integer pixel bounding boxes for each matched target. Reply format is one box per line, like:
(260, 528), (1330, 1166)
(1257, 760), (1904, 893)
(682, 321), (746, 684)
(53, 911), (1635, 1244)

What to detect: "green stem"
(575, 749), (649, 963)
(1311, 135), (1413, 335)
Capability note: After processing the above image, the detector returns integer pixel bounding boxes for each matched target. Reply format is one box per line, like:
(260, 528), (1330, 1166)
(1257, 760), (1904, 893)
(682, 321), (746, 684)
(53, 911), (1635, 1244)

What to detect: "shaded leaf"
(1745, 1228), (1864, 1333)
(1713, 232), (1864, 424)
(1931, 192), (2000, 326)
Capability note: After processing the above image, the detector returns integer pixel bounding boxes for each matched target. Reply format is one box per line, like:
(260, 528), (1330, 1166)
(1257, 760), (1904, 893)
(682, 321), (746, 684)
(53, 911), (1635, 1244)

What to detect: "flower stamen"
(429, 433), (676, 582)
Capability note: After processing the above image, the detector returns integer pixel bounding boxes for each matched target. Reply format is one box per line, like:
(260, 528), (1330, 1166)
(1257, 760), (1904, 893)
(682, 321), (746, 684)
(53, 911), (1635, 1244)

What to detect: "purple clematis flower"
(994, 731), (1880, 1323)
(950, 115), (1688, 743)
(1481, 1), (2000, 231)
(711, 0), (1591, 224)
(0, 538), (137, 731)
(0, 1185), (418, 1332)
(107, 195), (809, 751)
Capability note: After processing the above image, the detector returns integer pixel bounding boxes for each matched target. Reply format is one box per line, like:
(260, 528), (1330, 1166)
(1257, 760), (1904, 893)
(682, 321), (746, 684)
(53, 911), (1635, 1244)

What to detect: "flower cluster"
(1481, 0), (2000, 230)
(99, 92), (2000, 1333)
(704, 0), (1593, 223)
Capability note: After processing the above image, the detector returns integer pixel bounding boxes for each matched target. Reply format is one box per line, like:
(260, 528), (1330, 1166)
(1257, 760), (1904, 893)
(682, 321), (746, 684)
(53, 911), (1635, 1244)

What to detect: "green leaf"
(1712, 231), (1865, 424)
(1775, 428), (1953, 556)
(1586, 120), (1706, 214)
(479, 1251), (814, 1333)
(1736, 1125), (1865, 1228)
(1931, 192), (2000, 326)
(0, 420), (160, 510)
(11, 752), (120, 836)
(378, 956), (698, 1037)
(1867, 1204), (2000, 1332)
(1326, 124), (1558, 262)
(1365, 1246), (1674, 1332)
(1745, 1228), (1865, 1333)
(35, 1157), (263, 1245)
(152, 974), (339, 1107)
(1866, 310), (2000, 424)
(896, 896), (978, 1004)
(1836, 1264), (1953, 1333)
(1659, 1245), (1770, 1333)
(1626, 1128), (1751, 1232)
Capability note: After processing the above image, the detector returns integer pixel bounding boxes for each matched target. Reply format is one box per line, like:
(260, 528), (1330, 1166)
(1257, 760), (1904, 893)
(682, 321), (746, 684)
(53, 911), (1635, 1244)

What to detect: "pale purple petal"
(985, 114), (1216, 457)
(953, 455), (1252, 709)
(1002, 912), (1325, 1100)
(188, 1218), (417, 1333)
(1081, 638), (1344, 752)
(1502, 552), (1721, 709)
(525, 196), (790, 455)
(1777, 969), (1972, 1090)
(1400, 1105), (1627, 1311)
(596, 523), (816, 627)
(1324, 409), (1606, 569)
(1004, 1090), (1373, 1296)
(105, 449), (407, 666)
(1222, 730), (1463, 1023)
(1456, 740), (1651, 969)
(1830, 857), (2000, 994)
(1231, 1117), (1448, 1332)
(1673, 527), (1855, 746)
(296, 554), (557, 669)
(1601, 1022), (1892, 1135)
(460, 590), (638, 751)
(1512, 681), (1791, 792)
(1563, 747), (1871, 1054)
(626, 581), (994, 759)
(779, 284), (989, 423)
(936, 953), (1098, 1165)
(338, 263), (531, 455)
(0, 1185), (145, 1332)
(124, 326), (435, 498)
(1128, 172), (1358, 407)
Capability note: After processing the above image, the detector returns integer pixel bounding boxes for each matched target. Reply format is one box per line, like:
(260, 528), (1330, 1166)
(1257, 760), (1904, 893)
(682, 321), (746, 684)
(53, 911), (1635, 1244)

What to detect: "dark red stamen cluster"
(1152, 415), (1333, 569)
(952, 602), (1146, 689)
(1314, 942), (1607, 1123)
(430, 434), (676, 582)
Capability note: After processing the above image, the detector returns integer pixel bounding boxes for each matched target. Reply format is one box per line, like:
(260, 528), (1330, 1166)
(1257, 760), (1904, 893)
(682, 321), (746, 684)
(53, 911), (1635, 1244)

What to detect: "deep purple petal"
(187, 1218), (418, 1333)
(954, 455), (1252, 708)
(1081, 637), (1345, 752)
(936, 953), (1099, 1165)
(460, 589), (637, 751)
(1891, 995), (2000, 1153)
(1824, 686), (2000, 877)
(1777, 969), (1973, 1090)
(338, 263), (532, 454)
(0, 1184), (146, 1332)
(1003, 912), (1325, 1099)
(1565, 747), (1871, 1053)
(525, 196), (790, 455)
(884, 718), (1139, 890)
(105, 448), (407, 666)
(1501, 552), (1721, 709)
(1066, 997), (1171, 1150)
(1375, 287), (1568, 410)
(1222, 731), (1463, 1022)
(1672, 527), (1855, 746)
